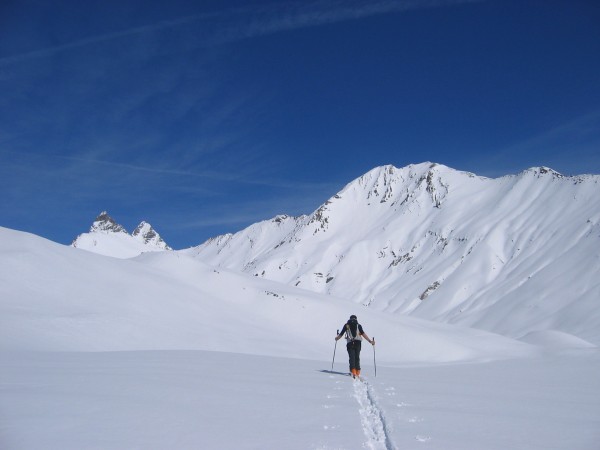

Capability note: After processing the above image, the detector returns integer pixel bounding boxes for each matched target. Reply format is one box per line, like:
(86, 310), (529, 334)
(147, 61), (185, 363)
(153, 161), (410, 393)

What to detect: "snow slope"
(0, 226), (531, 363)
(188, 163), (600, 345)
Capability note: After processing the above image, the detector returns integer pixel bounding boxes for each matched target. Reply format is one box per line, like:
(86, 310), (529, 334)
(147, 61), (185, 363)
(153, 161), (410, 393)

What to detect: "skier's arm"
(335, 325), (346, 341)
(361, 332), (375, 345)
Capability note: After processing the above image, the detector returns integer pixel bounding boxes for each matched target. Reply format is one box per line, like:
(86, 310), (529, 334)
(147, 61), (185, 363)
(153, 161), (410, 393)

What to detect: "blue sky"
(1, 0), (599, 249)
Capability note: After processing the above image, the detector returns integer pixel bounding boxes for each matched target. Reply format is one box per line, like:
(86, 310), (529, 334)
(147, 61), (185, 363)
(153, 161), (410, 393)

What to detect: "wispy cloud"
(0, 9), (225, 65)
(0, 0), (480, 65)
(502, 110), (600, 154)
(212, 0), (482, 43)
(0, 145), (339, 194)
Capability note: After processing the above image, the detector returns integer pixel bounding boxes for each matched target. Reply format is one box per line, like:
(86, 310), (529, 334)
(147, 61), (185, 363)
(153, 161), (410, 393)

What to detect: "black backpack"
(345, 319), (361, 341)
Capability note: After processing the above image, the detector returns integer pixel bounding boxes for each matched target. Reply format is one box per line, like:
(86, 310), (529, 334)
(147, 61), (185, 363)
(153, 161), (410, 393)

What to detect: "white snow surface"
(71, 230), (167, 259)
(2, 350), (599, 450)
(1, 162), (600, 449)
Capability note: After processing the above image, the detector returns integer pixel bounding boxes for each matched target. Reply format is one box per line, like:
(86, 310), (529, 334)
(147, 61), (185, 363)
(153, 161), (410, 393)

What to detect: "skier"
(335, 315), (374, 378)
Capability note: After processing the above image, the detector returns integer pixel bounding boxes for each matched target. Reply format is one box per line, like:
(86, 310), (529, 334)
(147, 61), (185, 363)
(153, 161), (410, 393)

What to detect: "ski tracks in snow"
(322, 373), (432, 449)
(352, 377), (396, 450)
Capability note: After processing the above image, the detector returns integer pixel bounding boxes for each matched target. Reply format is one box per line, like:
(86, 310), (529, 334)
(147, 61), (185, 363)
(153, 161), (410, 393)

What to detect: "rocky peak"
(90, 211), (128, 234)
(132, 221), (172, 250)
(272, 215), (290, 224)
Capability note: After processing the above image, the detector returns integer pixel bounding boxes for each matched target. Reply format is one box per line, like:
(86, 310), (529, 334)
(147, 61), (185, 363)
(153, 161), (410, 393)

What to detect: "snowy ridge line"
(353, 378), (396, 450)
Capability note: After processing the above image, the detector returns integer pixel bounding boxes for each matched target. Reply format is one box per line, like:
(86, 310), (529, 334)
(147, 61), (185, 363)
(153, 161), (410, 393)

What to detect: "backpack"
(345, 319), (362, 342)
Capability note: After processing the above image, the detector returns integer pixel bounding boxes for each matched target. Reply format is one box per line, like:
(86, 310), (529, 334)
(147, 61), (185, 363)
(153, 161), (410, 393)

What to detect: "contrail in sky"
(1, 147), (335, 190)
(215, 0), (482, 43)
(0, 10), (227, 65)
(0, 0), (480, 65)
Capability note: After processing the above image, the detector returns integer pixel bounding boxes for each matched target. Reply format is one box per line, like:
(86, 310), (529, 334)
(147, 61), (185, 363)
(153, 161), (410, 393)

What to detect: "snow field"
(370, 352), (600, 450)
(2, 350), (599, 450)
(0, 351), (365, 450)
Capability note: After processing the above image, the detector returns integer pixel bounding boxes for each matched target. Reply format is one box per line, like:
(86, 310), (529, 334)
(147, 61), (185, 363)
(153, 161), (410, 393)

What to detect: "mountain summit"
(90, 211), (128, 234)
(72, 212), (171, 258)
(132, 221), (171, 249)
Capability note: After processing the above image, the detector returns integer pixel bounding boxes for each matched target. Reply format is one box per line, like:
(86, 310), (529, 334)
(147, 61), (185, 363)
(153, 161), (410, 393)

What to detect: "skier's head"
(349, 315), (357, 320)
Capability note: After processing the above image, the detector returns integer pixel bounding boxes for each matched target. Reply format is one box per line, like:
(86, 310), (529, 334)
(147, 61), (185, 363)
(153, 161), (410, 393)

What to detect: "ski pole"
(331, 330), (339, 372)
(373, 337), (377, 377)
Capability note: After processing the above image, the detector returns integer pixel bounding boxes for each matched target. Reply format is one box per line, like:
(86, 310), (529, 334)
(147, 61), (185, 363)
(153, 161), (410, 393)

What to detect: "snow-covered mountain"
(72, 211), (171, 258)
(186, 163), (600, 344)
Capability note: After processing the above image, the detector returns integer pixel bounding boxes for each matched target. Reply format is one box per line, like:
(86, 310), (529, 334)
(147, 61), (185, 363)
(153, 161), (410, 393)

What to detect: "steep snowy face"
(72, 212), (171, 258)
(132, 221), (172, 250)
(189, 163), (600, 344)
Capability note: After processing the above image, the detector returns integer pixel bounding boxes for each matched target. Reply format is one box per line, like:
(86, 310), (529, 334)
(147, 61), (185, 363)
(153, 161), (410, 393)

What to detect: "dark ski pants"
(346, 341), (362, 371)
